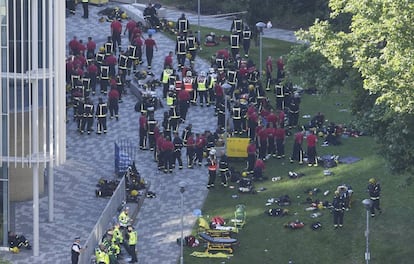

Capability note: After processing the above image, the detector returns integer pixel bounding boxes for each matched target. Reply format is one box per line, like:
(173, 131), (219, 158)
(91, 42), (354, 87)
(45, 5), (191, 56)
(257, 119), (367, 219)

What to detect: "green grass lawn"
(164, 24), (414, 264)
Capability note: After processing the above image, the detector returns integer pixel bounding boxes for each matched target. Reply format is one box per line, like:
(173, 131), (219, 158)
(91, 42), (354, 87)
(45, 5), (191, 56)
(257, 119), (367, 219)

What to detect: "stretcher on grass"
(198, 217), (238, 237)
(199, 232), (238, 254)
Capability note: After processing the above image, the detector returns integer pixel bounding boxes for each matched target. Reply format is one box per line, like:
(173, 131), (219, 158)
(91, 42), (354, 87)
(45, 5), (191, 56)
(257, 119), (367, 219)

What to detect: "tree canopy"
(297, 0), (414, 114)
(288, 0), (414, 172)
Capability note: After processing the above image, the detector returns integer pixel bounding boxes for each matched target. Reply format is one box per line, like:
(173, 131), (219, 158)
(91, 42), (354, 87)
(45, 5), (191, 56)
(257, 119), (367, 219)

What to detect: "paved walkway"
(129, 3), (298, 43)
(0, 2), (296, 264)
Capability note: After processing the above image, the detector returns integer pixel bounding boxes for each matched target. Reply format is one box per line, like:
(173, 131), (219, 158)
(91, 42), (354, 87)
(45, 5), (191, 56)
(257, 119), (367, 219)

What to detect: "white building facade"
(0, 0), (66, 255)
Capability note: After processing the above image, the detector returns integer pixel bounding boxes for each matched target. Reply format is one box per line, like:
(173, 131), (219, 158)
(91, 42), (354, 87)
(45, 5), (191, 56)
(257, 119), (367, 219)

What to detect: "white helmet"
(208, 68), (215, 74)
(186, 71), (192, 77)
(209, 148), (216, 156)
(200, 71), (206, 77)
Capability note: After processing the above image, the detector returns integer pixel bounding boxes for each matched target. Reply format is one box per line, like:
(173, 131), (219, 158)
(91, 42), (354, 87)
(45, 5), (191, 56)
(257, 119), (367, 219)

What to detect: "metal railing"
(79, 176), (126, 264)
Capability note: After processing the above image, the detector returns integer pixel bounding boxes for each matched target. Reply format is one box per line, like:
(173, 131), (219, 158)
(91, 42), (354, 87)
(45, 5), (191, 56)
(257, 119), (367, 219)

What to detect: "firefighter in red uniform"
(275, 126), (286, 159)
(290, 131), (304, 164)
(156, 134), (165, 171)
(164, 51), (174, 69)
(247, 109), (258, 141)
(266, 123), (277, 158)
(194, 133), (206, 166)
(69, 36), (80, 55)
(163, 136), (175, 173)
(87, 61), (98, 95)
(144, 34), (158, 69)
(186, 132), (196, 168)
(247, 140), (257, 173)
(124, 19), (137, 44)
(139, 112), (148, 150)
(111, 19), (123, 53)
(257, 124), (268, 160)
(266, 109), (277, 129)
(177, 88), (190, 122)
(86, 37), (96, 59)
(108, 85), (119, 120)
(132, 33), (144, 67)
(253, 158), (265, 180)
(265, 56), (273, 91)
(306, 130), (318, 166)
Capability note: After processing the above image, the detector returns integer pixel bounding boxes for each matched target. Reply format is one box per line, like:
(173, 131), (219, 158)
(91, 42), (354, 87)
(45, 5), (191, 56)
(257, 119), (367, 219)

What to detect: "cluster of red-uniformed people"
(66, 11), (319, 188)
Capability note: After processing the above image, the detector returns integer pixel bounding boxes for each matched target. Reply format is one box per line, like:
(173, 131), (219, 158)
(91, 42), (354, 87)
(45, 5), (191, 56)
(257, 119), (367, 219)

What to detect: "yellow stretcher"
(198, 217), (238, 237)
(199, 233), (238, 254)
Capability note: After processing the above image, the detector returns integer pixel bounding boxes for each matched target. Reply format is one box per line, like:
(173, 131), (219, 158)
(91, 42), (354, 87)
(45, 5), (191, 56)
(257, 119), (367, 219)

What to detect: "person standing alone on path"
(81, 0), (88, 19)
(111, 18), (123, 54)
(306, 129), (318, 166)
(71, 237), (87, 264)
(144, 34), (158, 69)
(367, 178), (382, 217)
(125, 226), (138, 263)
(332, 191), (345, 228)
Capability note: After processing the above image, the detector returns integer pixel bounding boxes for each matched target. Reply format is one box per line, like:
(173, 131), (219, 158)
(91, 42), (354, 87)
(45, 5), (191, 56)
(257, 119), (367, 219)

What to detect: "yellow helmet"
(10, 247), (20, 254)
(186, 53), (192, 60)
(248, 84), (255, 91)
(242, 171), (248, 177)
(168, 21), (174, 27)
(121, 13), (128, 19)
(318, 131), (324, 137)
(99, 46), (105, 53)
(369, 178), (376, 184)
(130, 190), (138, 196)
(334, 190), (340, 197)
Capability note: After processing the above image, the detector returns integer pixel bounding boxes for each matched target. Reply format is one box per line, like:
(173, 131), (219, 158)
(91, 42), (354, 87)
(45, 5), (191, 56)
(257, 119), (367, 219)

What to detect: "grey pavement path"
(129, 2), (298, 43)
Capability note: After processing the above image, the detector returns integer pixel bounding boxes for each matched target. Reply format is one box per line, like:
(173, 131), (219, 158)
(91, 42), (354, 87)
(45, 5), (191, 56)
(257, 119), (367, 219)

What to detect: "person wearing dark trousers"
(139, 112), (148, 150)
(71, 237), (86, 264)
(368, 178), (382, 217)
(332, 191), (345, 228)
(81, 0), (88, 19)
(144, 34), (158, 69)
(173, 132), (183, 169)
(207, 151), (217, 189)
(108, 87), (119, 120)
(219, 154), (229, 187)
(306, 130), (318, 166)
(246, 140), (256, 173)
(163, 136), (175, 173)
(125, 226), (138, 263)
(290, 131), (304, 164)
(67, 0), (76, 15)
(81, 98), (94, 134)
(186, 133), (195, 168)
(95, 97), (108, 134)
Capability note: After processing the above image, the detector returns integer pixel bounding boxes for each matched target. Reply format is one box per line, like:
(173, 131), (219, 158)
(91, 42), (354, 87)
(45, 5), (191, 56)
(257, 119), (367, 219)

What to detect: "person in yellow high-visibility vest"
(160, 65), (174, 98)
(95, 244), (110, 264)
(125, 226), (138, 263)
(196, 71), (208, 107)
(118, 207), (130, 230)
(111, 223), (124, 245)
